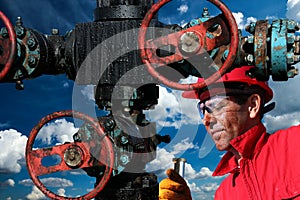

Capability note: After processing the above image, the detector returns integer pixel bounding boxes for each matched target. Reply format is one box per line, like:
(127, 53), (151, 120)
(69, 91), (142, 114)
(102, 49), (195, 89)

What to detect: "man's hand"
(159, 169), (192, 200)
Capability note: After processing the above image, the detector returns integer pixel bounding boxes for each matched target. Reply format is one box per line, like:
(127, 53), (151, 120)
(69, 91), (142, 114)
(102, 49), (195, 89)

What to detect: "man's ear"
(248, 94), (261, 119)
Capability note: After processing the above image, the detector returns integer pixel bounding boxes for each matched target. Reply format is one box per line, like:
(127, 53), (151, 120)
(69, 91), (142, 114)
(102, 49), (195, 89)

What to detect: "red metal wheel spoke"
(0, 11), (17, 80)
(25, 110), (114, 199)
(27, 142), (93, 176)
(201, 14), (231, 51)
(139, 0), (239, 90)
(0, 37), (12, 64)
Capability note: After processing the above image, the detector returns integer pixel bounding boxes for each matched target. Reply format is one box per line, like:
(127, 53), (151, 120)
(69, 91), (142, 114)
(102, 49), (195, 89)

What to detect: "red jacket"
(213, 123), (300, 200)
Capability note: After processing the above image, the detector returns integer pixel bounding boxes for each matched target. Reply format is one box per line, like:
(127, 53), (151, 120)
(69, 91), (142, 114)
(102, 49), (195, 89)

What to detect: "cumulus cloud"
(0, 179), (15, 187)
(177, 4), (189, 14)
(286, 0), (300, 21)
(145, 137), (212, 181)
(233, 12), (257, 30)
(263, 74), (300, 132)
(37, 119), (78, 145)
(171, 138), (199, 155)
(200, 182), (219, 192)
(57, 188), (66, 197)
(80, 85), (95, 102)
(264, 112), (300, 133)
(26, 186), (46, 200)
(19, 177), (73, 188)
(185, 165), (213, 180)
(145, 148), (175, 176)
(145, 85), (200, 131)
(233, 12), (244, 29)
(0, 129), (27, 173)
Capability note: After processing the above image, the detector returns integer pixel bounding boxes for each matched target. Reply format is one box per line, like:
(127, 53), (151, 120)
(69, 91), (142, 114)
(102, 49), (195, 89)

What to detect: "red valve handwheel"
(26, 110), (114, 200)
(139, 0), (239, 90)
(0, 11), (17, 80)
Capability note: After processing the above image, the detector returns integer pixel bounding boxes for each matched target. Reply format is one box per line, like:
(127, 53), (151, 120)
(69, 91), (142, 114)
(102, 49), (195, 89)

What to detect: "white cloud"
(0, 129), (27, 173)
(264, 112), (300, 133)
(187, 180), (219, 200)
(37, 119), (78, 145)
(185, 165), (213, 180)
(5, 179), (15, 187)
(171, 138), (199, 155)
(20, 177), (73, 188)
(41, 177), (73, 187)
(145, 148), (174, 176)
(246, 17), (257, 25)
(233, 12), (244, 29)
(200, 182), (219, 192)
(80, 85), (95, 102)
(263, 74), (300, 132)
(26, 186), (46, 200)
(0, 179), (15, 187)
(233, 12), (257, 30)
(188, 182), (208, 200)
(287, 0), (300, 21)
(145, 85), (200, 131)
(188, 181), (202, 193)
(57, 188), (66, 197)
(146, 137), (210, 181)
(177, 4), (188, 14)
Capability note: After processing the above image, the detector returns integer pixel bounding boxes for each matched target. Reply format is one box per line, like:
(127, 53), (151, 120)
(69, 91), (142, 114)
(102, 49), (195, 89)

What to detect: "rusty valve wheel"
(138, 0), (239, 90)
(0, 11), (17, 80)
(25, 110), (114, 200)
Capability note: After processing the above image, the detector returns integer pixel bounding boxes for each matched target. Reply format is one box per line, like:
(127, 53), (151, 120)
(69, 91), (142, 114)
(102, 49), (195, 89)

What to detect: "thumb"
(166, 168), (187, 186)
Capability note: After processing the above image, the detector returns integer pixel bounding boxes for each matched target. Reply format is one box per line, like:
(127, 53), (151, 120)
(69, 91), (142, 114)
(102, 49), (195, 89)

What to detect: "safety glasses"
(197, 95), (230, 119)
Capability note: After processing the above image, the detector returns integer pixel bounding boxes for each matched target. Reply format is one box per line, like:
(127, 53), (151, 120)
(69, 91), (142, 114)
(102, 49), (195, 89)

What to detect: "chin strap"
(263, 102), (276, 114)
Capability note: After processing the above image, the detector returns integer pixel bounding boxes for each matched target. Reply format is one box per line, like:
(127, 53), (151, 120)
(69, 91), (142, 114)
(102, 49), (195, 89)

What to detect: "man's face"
(200, 95), (250, 151)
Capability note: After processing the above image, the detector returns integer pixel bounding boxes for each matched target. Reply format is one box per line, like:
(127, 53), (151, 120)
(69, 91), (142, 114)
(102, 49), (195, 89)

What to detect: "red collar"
(213, 123), (267, 176)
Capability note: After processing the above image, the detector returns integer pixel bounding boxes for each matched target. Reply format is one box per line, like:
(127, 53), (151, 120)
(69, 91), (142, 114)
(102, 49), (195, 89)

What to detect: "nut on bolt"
(179, 32), (200, 54)
(120, 135), (128, 145)
(28, 55), (37, 67)
(119, 154), (129, 165)
(15, 26), (25, 38)
(64, 145), (84, 167)
(27, 37), (36, 50)
(245, 54), (254, 64)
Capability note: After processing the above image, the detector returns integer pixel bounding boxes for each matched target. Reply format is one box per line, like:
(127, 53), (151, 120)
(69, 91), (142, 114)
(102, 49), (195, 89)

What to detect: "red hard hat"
(182, 66), (273, 103)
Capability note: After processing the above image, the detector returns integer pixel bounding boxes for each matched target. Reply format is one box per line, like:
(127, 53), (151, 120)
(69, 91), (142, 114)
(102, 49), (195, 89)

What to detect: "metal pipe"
(173, 158), (186, 178)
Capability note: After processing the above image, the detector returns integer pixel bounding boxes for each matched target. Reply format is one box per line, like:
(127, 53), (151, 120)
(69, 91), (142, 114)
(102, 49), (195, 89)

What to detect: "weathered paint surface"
(139, 0), (239, 91)
(0, 11), (17, 80)
(26, 110), (114, 200)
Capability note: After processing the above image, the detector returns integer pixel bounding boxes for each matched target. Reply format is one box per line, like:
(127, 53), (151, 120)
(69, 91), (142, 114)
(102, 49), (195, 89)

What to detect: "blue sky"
(1, 0), (300, 199)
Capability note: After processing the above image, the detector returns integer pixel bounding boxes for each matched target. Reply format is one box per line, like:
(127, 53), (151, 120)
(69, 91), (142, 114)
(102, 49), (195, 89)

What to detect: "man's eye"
(213, 103), (226, 112)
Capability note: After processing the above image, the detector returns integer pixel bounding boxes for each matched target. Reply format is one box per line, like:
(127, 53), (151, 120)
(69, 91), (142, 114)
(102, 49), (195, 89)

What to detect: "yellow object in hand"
(159, 169), (192, 200)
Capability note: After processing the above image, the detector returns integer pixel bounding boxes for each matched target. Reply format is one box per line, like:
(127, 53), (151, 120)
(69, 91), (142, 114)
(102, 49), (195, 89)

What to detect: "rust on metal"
(254, 20), (269, 75)
(0, 11), (17, 80)
(138, 0), (238, 91)
(26, 110), (114, 200)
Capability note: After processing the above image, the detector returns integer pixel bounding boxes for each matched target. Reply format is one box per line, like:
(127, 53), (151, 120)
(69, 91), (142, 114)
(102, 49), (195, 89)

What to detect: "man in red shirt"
(159, 66), (300, 200)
